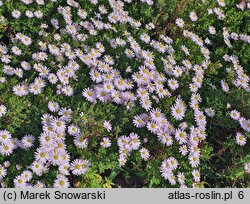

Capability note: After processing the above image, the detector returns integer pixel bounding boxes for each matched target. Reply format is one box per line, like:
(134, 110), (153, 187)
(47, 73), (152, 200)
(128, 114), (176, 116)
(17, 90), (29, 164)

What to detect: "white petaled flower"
(0, 142), (14, 156)
(177, 172), (186, 185)
(48, 101), (60, 112)
(175, 18), (185, 28)
(11, 46), (22, 55)
(51, 118), (66, 132)
(33, 181), (46, 188)
(21, 135), (35, 149)
(35, 147), (48, 163)
(54, 174), (70, 188)
(0, 165), (7, 179)
(21, 170), (33, 182)
(74, 135), (88, 149)
(239, 119), (250, 132)
(68, 125), (80, 136)
(235, 132), (246, 146)
(216, 0), (225, 7)
(139, 148), (150, 160)
(14, 175), (27, 188)
(175, 129), (187, 144)
(25, 10), (34, 18)
(100, 137), (111, 148)
(0, 105), (7, 117)
(70, 159), (90, 175)
(21, 36), (32, 46)
(119, 155), (127, 167)
(103, 120), (112, 132)
(171, 104), (186, 121)
(189, 11), (198, 21)
(133, 114), (147, 128)
(205, 108), (215, 117)
(230, 110), (240, 120)
(3, 161), (10, 168)
(31, 161), (45, 176)
(192, 169), (200, 182)
(208, 26), (216, 35)
(34, 10), (43, 18)
(167, 157), (179, 170)
(0, 130), (12, 144)
(12, 10), (21, 18)
(244, 163), (250, 174)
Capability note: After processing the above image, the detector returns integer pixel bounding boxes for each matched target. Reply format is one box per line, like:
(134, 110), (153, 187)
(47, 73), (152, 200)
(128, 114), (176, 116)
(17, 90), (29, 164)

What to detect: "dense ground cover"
(0, 0), (249, 188)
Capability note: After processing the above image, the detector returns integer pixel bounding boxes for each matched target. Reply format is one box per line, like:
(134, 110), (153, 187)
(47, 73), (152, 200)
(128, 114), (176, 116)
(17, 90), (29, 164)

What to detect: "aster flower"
(244, 163), (250, 174)
(171, 103), (186, 121)
(160, 159), (172, 176)
(31, 161), (45, 176)
(54, 175), (70, 188)
(239, 119), (250, 132)
(140, 33), (151, 43)
(179, 122), (188, 130)
(14, 175), (27, 188)
(117, 135), (130, 147)
(216, 0), (225, 7)
(133, 114), (147, 128)
(73, 135), (88, 149)
(167, 79), (179, 90)
(208, 26), (216, 35)
(179, 145), (188, 156)
(11, 46), (22, 55)
(68, 125), (80, 136)
(12, 10), (21, 18)
(39, 131), (55, 146)
(221, 80), (229, 92)
(205, 108), (215, 117)
(189, 11), (198, 21)
(235, 132), (246, 146)
(146, 121), (159, 134)
(0, 165), (7, 179)
(103, 120), (112, 132)
(175, 18), (185, 28)
(167, 157), (179, 170)
(189, 154), (200, 168)
(48, 101), (60, 112)
(0, 142), (14, 156)
(70, 159), (90, 175)
(175, 129), (187, 145)
(21, 170), (33, 182)
(177, 172), (186, 185)
(25, 10), (34, 18)
(129, 132), (141, 150)
(0, 130), (12, 144)
(58, 162), (70, 176)
(118, 155), (127, 167)
(140, 148), (150, 160)
(194, 110), (206, 127)
(33, 181), (46, 188)
(62, 85), (74, 96)
(21, 135), (35, 149)
(48, 150), (63, 166)
(51, 118), (66, 133)
(181, 45), (189, 56)
(150, 108), (163, 122)
(230, 110), (241, 120)
(3, 161), (10, 168)
(35, 147), (49, 163)
(58, 108), (72, 121)
(100, 137), (111, 148)
(192, 169), (200, 182)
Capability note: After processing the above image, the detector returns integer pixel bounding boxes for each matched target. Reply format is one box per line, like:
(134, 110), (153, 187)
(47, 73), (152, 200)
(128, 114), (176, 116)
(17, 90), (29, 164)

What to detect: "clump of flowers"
(0, 0), (249, 188)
